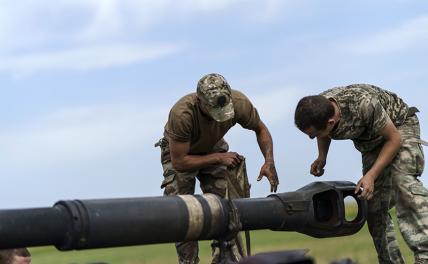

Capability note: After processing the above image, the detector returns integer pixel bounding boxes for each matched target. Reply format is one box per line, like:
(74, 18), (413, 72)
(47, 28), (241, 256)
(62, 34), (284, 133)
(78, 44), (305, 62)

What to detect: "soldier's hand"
(355, 174), (375, 200)
(257, 161), (279, 193)
(217, 152), (244, 168)
(310, 158), (326, 176)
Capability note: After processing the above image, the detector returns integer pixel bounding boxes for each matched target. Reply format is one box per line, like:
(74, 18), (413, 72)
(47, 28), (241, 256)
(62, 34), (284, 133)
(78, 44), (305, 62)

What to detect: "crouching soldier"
(156, 73), (279, 264)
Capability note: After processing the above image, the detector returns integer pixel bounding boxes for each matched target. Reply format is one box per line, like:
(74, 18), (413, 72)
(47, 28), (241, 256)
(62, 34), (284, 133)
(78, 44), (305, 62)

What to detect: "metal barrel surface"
(0, 181), (367, 250)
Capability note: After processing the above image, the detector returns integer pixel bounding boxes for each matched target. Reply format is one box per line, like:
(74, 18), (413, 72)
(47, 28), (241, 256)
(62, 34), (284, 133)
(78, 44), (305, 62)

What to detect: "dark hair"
(294, 95), (335, 131)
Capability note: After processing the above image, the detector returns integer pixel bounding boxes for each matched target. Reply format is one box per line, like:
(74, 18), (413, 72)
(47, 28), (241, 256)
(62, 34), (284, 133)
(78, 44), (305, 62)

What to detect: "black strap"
(245, 230), (251, 256)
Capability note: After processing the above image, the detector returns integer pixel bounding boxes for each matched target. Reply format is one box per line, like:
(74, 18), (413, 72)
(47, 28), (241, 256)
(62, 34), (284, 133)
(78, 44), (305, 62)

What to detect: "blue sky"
(0, 0), (427, 208)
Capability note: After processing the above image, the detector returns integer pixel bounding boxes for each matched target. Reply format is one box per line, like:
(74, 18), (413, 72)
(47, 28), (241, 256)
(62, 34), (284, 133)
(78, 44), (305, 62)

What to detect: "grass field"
(28, 208), (413, 264)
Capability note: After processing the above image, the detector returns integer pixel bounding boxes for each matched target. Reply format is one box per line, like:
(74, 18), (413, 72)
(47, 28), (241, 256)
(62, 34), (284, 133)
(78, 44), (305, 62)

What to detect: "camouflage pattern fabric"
(196, 73), (234, 123)
(163, 89), (260, 155)
(321, 85), (428, 263)
(362, 147), (405, 264)
(158, 138), (250, 264)
(197, 73), (232, 106)
(392, 115), (428, 261)
(212, 159), (251, 262)
(363, 116), (428, 264)
(321, 84), (409, 152)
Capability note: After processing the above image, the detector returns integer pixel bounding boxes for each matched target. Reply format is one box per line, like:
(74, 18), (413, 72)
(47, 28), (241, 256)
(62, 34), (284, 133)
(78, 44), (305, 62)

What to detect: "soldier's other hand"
(355, 174), (375, 200)
(12, 255), (31, 264)
(310, 158), (326, 177)
(217, 152), (244, 168)
(257, 161), (279, 193)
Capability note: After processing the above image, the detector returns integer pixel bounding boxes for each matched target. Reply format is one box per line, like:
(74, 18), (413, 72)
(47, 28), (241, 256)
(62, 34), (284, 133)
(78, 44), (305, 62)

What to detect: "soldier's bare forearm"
(316, 136), (331, 160)
(172, 153), (222, 172)
(169, 138), (224, 171)
(255, 121), (274, 162)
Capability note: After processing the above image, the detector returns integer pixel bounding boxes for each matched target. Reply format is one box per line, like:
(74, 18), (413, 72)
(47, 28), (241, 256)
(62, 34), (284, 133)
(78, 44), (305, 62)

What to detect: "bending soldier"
(294, 84), (428, 264)
(157, 73), (279, 264)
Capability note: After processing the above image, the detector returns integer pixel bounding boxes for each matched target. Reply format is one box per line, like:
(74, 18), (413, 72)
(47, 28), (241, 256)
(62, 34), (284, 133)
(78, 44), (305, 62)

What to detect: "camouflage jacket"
(321, 84), (409, 153)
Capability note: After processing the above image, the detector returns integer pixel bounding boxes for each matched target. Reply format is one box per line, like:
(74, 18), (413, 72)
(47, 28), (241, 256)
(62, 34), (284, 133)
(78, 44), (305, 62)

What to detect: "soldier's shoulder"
(231, 89), (252, 102)
(322, 84), (372, 98)
(173, 93), (197, 107)
(170, 93), (197, 115)
(231, 89), (246, 97)
(321, 86), (347, 97)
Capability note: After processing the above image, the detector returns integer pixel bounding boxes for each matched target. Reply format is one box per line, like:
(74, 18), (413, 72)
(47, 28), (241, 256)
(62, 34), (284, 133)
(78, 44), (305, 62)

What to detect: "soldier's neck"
(331, 99), (341, 123)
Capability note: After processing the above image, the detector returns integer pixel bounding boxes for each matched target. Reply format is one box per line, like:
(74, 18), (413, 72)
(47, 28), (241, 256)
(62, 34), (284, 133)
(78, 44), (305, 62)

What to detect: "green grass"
(29, 207), (413, 264)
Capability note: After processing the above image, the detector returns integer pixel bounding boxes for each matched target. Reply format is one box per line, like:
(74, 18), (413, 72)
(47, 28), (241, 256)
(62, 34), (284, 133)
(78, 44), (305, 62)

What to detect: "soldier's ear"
(327, 118), (336, 128)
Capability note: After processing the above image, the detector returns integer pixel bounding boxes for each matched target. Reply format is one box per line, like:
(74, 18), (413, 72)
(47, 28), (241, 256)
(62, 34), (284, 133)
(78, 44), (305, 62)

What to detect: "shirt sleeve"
(164, 109), (193, 142)
(359, 97), (389, 135)
(234, 92), (261, 130)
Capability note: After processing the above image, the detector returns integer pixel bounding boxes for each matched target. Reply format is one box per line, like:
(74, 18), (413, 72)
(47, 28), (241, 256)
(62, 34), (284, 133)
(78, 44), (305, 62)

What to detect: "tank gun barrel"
(0, 181), (367, 250)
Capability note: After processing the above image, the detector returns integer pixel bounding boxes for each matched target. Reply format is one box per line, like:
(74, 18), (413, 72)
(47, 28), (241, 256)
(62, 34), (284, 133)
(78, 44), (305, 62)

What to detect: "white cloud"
(347, 16), (428, 54)
(0, 103), (168, 174)
(0, 43), (181, 73)
(0, 0), (291, 75)
(78, 0), (122, 41)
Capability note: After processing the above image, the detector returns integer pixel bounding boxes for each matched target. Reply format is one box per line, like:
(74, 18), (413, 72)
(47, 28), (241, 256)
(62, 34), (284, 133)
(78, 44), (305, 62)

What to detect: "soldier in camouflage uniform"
(156, 73), (279, 264)
(294, 84), (428, 264)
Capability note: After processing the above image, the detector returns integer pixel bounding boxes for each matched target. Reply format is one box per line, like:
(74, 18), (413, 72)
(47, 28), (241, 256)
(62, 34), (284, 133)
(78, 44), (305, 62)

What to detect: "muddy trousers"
(363, 116), (428, 264)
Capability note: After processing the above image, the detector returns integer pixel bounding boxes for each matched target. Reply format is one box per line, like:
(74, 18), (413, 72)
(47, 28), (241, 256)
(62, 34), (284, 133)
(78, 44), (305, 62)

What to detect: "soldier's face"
(198, 99), (213, 118)
(303, 119), (336, 139)
(304, 127), (327, 139)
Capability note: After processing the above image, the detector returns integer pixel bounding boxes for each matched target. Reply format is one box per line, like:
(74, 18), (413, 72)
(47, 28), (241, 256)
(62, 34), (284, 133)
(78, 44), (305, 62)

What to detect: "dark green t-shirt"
(164, 89), (260, 154)
(321, 84), (409, 152)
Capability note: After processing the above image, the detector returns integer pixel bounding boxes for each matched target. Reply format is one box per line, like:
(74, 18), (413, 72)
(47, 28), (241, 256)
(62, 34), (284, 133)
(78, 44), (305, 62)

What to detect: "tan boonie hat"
(197, 73), (235, 122)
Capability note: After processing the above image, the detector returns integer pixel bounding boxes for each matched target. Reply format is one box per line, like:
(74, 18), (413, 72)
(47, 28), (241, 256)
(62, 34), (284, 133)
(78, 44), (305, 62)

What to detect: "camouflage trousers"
(362, 115), (428, 264)
(158, 138), (250, 264)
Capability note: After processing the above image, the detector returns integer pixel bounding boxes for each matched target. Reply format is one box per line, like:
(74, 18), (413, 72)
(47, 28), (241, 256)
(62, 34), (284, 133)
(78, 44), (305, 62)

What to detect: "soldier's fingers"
(270, 180), (277, 192)
(354, 182), (362, 194)
(367, 188), (374, 199)
(257, 173), (263, 181)
(365, 193), (371, 200)
(361, 188), (370, 200)
(311, 163), (323, 176)
(227, 158), (237, 168)
(267, 174), (278, 192)
(310, 168), (318, 176)
(357, 189), (365, 199)
(315, 163), (322, 173)
(310, 163), (317, 173)
(272, 182), (278, 193)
